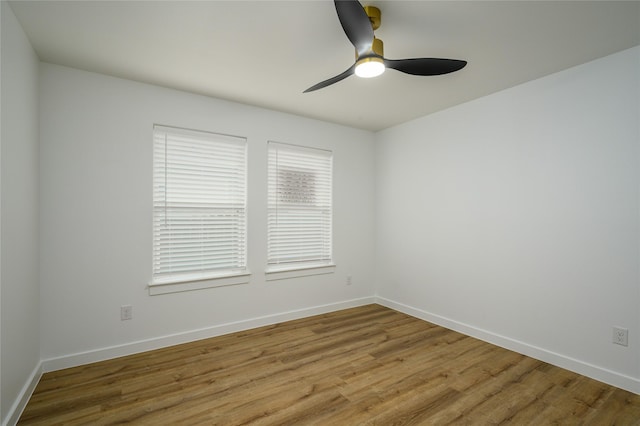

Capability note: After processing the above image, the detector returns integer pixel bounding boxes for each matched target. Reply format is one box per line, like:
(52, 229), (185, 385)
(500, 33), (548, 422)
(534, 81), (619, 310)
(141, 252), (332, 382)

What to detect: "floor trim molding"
(41, 297), (376, 373)
(16, 294), (639, 425)
(3, 362), (42, 426)
(375, 296), (640, 395)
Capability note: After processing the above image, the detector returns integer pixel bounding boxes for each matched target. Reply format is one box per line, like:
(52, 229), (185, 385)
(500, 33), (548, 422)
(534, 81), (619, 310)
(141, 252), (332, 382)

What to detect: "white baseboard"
(3, 361), (42, 426)
(375, 296), (640, 395)
(41, 296), (376, 373)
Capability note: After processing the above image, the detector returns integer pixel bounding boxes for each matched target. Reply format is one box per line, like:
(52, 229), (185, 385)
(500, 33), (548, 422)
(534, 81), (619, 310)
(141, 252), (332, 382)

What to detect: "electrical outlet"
(346, 275), (352, 285)
(121, 305), (133, 321)
(613, 327), (628, 346)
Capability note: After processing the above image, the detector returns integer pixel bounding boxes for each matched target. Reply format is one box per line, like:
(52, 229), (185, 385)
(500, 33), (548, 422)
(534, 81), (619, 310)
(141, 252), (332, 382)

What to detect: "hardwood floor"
(19, 304), (640, 425)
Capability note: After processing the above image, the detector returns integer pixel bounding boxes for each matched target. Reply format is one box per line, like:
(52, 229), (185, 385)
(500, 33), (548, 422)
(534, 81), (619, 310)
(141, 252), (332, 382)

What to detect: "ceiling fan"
(304, 0), (467, 93)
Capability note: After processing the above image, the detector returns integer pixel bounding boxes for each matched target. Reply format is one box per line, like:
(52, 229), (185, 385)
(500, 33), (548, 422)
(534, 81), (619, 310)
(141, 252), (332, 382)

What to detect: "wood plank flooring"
(19, 304), (640, 425)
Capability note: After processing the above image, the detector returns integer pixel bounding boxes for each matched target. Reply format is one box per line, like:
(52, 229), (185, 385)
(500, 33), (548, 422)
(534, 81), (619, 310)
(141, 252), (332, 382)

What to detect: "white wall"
(375, 46), (640, 393)
(38, 63), (376, 366)
(1, 2), (41, 424)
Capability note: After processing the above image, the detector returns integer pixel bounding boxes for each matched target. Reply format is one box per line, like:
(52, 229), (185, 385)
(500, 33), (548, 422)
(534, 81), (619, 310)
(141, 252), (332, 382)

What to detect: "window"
(267, 141), (333, 276)
(152, 125), (248, 292)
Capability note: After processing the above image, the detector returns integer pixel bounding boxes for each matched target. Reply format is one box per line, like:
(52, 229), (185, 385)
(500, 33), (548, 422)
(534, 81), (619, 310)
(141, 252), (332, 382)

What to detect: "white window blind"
(153, 125), (247, 285)
(268, 141), (333, 270)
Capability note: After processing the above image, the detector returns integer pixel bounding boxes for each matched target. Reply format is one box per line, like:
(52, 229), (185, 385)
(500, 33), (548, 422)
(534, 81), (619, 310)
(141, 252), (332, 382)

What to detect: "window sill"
(265, 264), (335, 281)
(149, 271), (251, 295)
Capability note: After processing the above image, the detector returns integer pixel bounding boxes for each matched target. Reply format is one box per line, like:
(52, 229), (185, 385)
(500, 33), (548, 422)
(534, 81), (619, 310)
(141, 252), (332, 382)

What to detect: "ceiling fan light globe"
(355, 58), (385, 78)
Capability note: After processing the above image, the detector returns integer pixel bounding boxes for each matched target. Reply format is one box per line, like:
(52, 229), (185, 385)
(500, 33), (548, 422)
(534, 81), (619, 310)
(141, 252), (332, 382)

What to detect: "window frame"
(150, 125), (249, 294)
(265, 141), (335, 280)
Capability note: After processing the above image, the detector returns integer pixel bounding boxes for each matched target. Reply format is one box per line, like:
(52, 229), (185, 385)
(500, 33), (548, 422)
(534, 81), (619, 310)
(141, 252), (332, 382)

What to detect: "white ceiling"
(9, 0), (640, 131)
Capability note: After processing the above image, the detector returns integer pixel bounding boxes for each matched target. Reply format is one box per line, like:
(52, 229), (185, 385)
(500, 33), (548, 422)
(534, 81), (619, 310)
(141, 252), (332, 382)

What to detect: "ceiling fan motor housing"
(364, 6), (381, 30)
(356, 37), (384, 61)
(355, 6), (383, 68)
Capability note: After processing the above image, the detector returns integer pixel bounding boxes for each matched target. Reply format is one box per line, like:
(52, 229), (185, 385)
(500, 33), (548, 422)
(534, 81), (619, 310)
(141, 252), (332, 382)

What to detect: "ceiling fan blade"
(384, 58), (467, 76)
(334, 0), (374, 56)
(304, 65), (355, 93)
